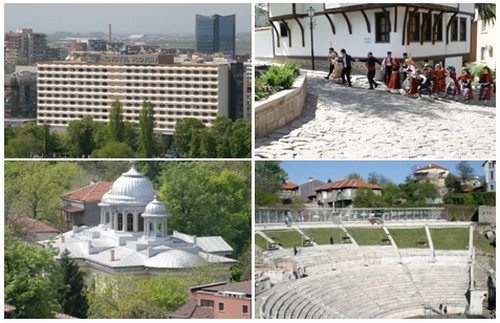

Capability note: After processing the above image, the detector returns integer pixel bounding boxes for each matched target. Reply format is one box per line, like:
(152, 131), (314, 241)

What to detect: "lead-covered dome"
(144, 249), (206, 269)
(142, 196), (168, 218)
(101, 163), (155, 205)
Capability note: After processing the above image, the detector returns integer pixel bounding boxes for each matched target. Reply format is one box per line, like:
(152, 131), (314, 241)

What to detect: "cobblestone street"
(255, 69), (496, 159)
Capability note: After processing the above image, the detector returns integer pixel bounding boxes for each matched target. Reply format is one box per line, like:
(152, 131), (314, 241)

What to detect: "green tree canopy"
(173, 118), (206, 155)
(5, 161), (83, 228)
(255, 161), (288, 206)
(138, 101), (158, 158)
(67, 116), (98, 157)
(158, 162), (250, 258)
(456, 161), (475, 184)
(58, 249), (88, 318)
(5, 231), (64, 318)
(91, 141), (135, 158)
(346, 172), (364, 180)
(108, 99), (125, 142)
(353, 188), (385, 208)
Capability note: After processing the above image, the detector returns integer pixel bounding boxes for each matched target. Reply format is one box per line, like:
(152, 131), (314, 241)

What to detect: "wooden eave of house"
(269, 3), (473, 48)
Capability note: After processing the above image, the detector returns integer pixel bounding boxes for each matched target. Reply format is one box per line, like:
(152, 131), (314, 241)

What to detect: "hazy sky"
(279, 161), (486, 185)
(4, 3), (252, 35)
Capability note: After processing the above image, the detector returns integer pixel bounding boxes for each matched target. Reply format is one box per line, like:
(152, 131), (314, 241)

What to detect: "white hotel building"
(36, 54), (231, 134)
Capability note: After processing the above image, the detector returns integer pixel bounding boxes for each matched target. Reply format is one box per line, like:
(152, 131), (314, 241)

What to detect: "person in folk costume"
(387, 57), (401, 93)
(325, 47), (337, 79)
(331, 50), (343, 84)
(433, 63), (448, 98)
(399, 52), (409, 87)
(479, 66), (494, 105)
(356, 51), (381, 89)
(457, 67), (473, 102)
(422, 63), (436, 90)
(446, 65), (460, 99)
(405, 58), (418, 96)
(381, 51), (394, 85)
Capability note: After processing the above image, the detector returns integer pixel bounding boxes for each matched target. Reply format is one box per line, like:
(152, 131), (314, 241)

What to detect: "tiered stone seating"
(259, 254), (471, 318)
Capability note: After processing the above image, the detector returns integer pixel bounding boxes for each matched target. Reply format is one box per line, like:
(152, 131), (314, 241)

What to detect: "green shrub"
(255, 64), (301, 101)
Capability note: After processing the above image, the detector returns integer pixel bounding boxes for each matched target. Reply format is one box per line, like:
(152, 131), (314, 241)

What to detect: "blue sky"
(279, 161), (487, 185)
(4, 3), (252, 34)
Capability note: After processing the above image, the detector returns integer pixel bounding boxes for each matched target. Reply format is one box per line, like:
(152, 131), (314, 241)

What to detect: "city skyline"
(4, 3), (252, 35)
(280, 161), (487, 186)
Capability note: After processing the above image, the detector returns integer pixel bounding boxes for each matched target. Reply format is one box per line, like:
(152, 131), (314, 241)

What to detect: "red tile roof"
(9, 215), (59, 233)
(281, 182), (299, 190)
(415, 163), (448, 172)
(62, 182), (112, 202)
(317, 179), (381, 191)
(168, 299), (213, 319)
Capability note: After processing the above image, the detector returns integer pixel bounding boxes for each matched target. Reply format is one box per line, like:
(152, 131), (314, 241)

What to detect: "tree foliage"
(91, 141), (135, 158)
(158, 162), (251, 258)
(456, 161), (475, 184)
(138, 101), (158, 158)
(4, 231), (64, 318)
(109, 99), (125, 142)
(255, 161), (288, 206)
(4, 161), (83, 228)
(58, 249), (88, 318)
(86, 275), (189, 318)
(67, 116), (99, 157)
(353, 188), (385, 208)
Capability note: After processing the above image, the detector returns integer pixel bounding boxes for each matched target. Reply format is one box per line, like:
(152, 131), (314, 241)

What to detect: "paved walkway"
(255, 69), (496, 159)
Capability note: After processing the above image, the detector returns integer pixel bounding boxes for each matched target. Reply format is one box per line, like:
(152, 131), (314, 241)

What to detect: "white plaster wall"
(255, 28), (274, 58)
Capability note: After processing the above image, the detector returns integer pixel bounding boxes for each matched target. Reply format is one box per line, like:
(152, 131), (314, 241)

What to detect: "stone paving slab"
(255, 69), (496, 159)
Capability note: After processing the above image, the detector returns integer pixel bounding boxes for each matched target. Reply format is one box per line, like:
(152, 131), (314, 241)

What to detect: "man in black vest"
(340, 48), (353, 87)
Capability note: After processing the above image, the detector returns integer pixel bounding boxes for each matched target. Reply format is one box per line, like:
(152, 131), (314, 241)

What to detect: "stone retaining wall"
(255, 73), (307, 139)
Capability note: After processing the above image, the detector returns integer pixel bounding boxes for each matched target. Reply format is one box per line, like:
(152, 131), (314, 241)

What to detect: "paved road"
(255, 69), (496, 159)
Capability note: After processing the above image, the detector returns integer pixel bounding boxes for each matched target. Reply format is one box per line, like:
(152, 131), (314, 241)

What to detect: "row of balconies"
(39, 73), (219, 84)
(38, 105), (219, 114)
(38, 65), (220, 75)
(38, 110), (217, 120)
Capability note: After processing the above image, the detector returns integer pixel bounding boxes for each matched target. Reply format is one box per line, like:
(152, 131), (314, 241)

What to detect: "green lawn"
(389, 228), (428, 248)
(303, 228), (345, 245)
(255, 234), (268, 250)
(430, 228), (469, 250)
(262, 230), (303, 248)
(347, 228), (389, 246)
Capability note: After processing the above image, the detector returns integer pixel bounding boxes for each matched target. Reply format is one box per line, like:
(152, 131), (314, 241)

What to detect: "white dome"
(142, 196), (168, 218)
(101, 163), (155, 205)
(144, 249), (206, 269)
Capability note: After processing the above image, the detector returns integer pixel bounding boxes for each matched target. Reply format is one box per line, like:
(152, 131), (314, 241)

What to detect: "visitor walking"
(479, 66), (494, 105)
(325, 47), (337, 79)
(381, 51), (394, 85)
(357, 51), (381, 89)
(340, 49), (353, 87)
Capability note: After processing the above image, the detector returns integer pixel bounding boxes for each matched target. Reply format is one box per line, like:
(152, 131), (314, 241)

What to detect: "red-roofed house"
(61, 182), (112, 227)
(7, 215), (60, 242)
(316, 179), (382, 208)
(168, 280), (251, 319)
(414, 163), (449, 197)
(279, 182), (300, 203)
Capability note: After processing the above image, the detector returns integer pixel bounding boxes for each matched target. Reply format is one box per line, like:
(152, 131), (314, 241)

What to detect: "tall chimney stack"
(109, 24), (112, 43)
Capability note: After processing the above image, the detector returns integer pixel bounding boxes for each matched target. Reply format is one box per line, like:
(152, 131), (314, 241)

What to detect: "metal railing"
(255, 207), (447, 224)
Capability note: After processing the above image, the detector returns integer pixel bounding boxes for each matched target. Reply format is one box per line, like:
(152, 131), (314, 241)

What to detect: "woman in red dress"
(433, 63), (447, 97)
(479, 66), (494, 105)
(387, 58), (401, 93)
(446, 66), (460, 97)
(405, 58), (418, 96)
(457, 68), (473, 102)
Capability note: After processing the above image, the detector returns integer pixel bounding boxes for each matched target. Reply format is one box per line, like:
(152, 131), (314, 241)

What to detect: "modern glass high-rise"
(196, 14), (236, 59)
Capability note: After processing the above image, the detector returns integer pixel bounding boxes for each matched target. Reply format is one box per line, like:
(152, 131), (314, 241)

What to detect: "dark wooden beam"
(381, 7), (392, 32)
(407, 6), (419, 45)
(294, 16), (305, 47)
(432, 10), (444, 45)
(323, 13), (336, 35)
(420, 9), (433, 45)
(394, 6), (398, 32)
(341, 12), (352, 34)
(281, 20), (292, 47)
(446, 12), (458, 45)
(360, 9), (371, 33)
(402, 5), (409, 46)
(271, 22), (280, 48)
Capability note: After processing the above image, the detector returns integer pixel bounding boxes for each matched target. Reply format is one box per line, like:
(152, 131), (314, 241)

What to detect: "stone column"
(133, 210), (138, 232)
(113, 211), (118, 231)
(122, 212), (127, 232)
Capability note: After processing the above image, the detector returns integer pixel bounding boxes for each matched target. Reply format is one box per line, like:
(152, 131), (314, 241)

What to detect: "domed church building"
(47, 162), (237, 278)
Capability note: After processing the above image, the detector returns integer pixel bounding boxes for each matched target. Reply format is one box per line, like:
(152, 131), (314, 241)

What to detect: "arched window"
(117, 213), (123, 230)
(127, 213), (133, 231)
(139, 214), (144, 231)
